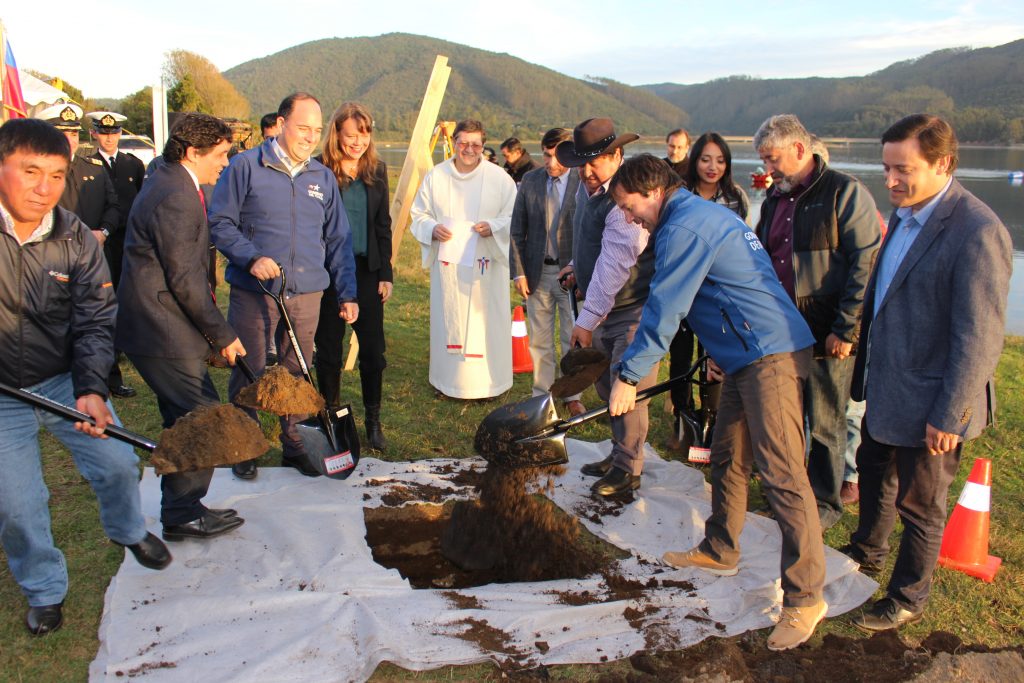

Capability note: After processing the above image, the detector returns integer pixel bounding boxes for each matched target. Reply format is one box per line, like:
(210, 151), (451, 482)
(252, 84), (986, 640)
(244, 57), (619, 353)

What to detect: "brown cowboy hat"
(556, 118), (639, 168)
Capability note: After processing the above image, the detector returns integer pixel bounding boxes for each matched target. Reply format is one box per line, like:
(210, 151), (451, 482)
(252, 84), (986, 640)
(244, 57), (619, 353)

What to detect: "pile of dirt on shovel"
(150, 404), (269, 474)
(440, 464), (607, 583)
(235, 365), (325, 415)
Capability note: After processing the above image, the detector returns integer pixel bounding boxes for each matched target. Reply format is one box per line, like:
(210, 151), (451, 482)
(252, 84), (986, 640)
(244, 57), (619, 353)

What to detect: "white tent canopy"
(18, 69), (71, 117)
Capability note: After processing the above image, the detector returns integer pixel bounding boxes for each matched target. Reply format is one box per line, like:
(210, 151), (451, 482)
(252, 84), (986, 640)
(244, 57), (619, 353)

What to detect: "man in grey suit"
(510, 127), (585, 415)
(843, 114), (1011, 631)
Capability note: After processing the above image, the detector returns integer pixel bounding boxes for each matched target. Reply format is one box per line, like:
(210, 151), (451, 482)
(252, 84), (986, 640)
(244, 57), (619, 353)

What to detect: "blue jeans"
(845, 398), (865, 483)
(805, 356), (855, 529)
(0, 373), (147, 607)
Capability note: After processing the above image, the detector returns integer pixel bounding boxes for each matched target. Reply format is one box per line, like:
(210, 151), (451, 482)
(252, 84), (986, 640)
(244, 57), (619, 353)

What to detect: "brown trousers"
(698, 347), (825, 607)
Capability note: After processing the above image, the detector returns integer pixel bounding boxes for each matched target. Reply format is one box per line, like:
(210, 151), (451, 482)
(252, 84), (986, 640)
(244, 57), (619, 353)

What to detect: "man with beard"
(754, 114), (880, 530)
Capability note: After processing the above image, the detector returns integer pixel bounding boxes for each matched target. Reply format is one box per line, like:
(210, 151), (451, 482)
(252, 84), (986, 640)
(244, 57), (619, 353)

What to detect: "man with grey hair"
(754, 114), (880, 530)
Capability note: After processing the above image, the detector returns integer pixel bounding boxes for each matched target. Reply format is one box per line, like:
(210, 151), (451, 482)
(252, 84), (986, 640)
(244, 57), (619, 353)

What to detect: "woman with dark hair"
(314, 102), (393, 451)
(665, 133), (749, 454)
(683, 132), (749, 222)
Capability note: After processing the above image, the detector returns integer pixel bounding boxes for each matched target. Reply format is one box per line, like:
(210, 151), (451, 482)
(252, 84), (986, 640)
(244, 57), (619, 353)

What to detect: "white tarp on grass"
(90, 440), (876, 682)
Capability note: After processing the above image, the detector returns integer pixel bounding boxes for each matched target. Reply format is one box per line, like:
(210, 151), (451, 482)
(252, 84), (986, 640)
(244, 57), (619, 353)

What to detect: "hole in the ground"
(363, 499), (629, 589)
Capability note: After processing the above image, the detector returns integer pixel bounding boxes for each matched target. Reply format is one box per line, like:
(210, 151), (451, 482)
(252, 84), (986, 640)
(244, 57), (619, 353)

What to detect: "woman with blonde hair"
(314, 102), (393, 450)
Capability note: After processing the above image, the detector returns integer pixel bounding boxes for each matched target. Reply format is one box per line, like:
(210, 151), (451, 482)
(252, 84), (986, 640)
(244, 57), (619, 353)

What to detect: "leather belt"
(543, 257), (559, 265)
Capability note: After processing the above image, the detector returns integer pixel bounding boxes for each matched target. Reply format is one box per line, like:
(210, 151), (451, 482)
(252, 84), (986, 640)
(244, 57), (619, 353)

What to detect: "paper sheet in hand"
(437, 218), (478, 268)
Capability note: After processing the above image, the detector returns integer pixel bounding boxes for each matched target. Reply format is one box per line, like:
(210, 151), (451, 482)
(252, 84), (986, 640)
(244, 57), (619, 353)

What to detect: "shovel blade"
(474, 393), (569, 468)
(295, 405), (361, 480)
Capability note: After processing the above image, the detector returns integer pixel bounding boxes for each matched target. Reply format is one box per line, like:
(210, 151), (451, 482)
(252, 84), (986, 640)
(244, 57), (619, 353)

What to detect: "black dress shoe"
(26, 603), (63, 635)
(163, 512), (245, 541)
(837, 543), (883, 577)
(581, 455), (613, 477)
(232, 459), (258, 480)
(281, 453), (322, 477)
(109, 384), (137, 398)
(116, 532), (173, 570)
(591, 467), (641, 497)
(852, 597), (923, 633)
(207, 508), (238, 520)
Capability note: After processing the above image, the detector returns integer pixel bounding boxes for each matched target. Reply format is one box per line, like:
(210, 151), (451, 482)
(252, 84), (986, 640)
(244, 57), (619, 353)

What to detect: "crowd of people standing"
(0, 95), (1010, 655)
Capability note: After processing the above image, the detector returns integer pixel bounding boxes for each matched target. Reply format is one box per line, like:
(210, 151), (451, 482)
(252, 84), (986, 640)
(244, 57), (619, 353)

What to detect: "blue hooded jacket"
(208, 139), (356, 301)
(620, 188), (814, 379)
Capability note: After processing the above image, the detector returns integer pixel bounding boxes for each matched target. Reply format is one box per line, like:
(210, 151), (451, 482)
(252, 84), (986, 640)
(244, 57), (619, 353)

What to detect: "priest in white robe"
(410, 120), (518, 399)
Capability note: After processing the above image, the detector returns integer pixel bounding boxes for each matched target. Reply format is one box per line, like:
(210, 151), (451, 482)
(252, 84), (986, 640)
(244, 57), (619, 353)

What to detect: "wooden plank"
(389, 55), (451, 263)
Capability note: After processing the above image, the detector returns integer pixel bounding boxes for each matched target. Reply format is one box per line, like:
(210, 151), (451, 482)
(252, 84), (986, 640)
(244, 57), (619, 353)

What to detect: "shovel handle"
(235, 355), (258, 384)
(0, 380), (157, 452)
(558, 355), (711, 430)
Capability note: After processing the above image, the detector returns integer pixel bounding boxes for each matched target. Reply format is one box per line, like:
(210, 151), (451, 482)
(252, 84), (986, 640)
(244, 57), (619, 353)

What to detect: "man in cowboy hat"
(556, 117), (658, 498)
(38, 104), (135, 399)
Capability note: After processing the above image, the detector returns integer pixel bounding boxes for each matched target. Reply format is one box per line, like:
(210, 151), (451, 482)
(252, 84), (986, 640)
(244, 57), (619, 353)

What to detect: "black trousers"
(129, 353), (220, 526)
(668, 323), (721, 419)
(849, 423), (961, 612)
(314, 256), (387, 408)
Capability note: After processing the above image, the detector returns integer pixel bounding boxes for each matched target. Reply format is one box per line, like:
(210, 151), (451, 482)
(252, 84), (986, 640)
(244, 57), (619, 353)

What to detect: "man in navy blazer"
(510, 127), (585, 414)
(117, 114), (247, 542)
(843, 114), (1011, 631)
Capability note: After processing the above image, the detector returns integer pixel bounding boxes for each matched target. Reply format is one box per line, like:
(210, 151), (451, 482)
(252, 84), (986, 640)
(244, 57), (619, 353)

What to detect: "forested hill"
(642, 40), (1024, 143)
(224, 33), (689, 139)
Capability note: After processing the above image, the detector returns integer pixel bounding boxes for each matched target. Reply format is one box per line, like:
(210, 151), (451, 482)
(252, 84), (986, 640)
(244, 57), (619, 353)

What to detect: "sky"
(3, 1), (1023, 100)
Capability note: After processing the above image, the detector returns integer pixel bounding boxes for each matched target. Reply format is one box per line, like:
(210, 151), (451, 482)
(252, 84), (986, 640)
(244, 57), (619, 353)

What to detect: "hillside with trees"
(222, 33), (689, 139)
(644, 40), (1024, 142)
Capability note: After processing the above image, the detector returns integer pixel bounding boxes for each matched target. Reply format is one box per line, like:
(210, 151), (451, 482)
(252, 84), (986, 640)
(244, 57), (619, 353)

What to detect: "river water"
(378, 141), (1024, 333)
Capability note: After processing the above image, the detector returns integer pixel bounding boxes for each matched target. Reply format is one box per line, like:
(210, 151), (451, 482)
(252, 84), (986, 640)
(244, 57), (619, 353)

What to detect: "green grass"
(1, 232), (1022, 682)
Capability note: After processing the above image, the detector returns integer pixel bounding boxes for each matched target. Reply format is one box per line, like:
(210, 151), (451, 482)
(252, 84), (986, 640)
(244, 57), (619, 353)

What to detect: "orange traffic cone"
(938, 458), (1001, 582)
(511, 305), (533, 374)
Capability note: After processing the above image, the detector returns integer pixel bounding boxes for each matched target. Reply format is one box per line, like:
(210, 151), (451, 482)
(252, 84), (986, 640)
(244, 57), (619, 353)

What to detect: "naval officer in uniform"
(39, 104), (135, 398)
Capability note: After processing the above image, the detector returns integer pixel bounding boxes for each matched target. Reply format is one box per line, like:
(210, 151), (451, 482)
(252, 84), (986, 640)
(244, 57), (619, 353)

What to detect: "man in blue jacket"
(607, 154), (825, 651)
(210, 92), (358, 479)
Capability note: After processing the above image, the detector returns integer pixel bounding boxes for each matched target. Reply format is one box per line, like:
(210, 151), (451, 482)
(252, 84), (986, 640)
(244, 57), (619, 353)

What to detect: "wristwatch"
(100, 228), (110, 238)
(618, 373), (639, 386)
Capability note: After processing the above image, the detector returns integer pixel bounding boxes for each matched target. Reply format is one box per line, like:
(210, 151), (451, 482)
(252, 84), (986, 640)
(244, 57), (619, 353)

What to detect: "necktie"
(546, 176), (560, 261)
(109, 156), (117, 174)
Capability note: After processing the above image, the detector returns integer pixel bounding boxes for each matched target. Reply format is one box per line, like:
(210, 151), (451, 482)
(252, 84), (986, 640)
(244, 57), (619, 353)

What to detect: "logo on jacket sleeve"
(48, 270), (70, 283)
(307, 183), (324, 201)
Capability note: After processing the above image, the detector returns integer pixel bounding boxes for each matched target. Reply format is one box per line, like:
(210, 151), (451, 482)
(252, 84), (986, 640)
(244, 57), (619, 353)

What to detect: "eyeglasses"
(456, 141), (483, 151)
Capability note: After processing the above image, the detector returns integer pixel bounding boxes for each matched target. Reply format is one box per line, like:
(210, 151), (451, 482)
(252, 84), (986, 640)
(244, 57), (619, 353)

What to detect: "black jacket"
(504, 152), (540, 185)
(315, 157), (393, 282)
(116, 163), (236, 359)
(0, 207), (117, 397)
(755, 156), (880, 353)
(92, 150), (145, 229)
(59, 153), (120, 235)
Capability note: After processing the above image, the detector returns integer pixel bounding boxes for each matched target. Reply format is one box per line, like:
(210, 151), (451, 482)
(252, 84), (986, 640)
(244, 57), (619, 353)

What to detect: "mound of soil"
(363, 497), (625, 589)
(151, 404), (268, 474)
(235, 365), (325, 415)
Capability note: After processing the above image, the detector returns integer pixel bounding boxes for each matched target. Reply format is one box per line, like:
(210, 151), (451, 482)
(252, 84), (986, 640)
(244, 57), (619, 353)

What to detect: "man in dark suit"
(843, 114), (1011, 631)
(510, 127), (585, 415)
(116, 113), (247, 542)
(38, 104), (137, 399)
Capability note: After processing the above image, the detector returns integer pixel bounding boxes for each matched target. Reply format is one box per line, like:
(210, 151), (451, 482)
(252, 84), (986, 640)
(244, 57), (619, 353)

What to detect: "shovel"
(475, 355), (710, 468)
(256, 268), (360, 479)
(549, 283), (609, 399)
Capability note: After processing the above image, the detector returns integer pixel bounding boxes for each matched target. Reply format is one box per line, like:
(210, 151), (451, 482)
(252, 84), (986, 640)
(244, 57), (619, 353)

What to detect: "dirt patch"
(235, 365), (324, 415)
(440, 591), (483, 610)
(439, 465), (626, 583)
(451, 617), (524, 657)
(363, 499), (625, 589)
(550, 348), (609, 399)
(151, 404), (268, 474)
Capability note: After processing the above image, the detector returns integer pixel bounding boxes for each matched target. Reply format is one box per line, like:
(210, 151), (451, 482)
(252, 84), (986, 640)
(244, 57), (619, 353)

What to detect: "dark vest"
(573, 189), (655, 312)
